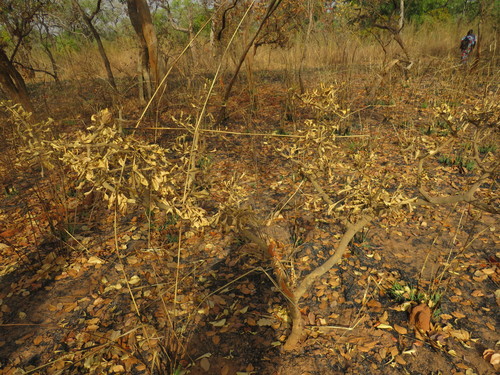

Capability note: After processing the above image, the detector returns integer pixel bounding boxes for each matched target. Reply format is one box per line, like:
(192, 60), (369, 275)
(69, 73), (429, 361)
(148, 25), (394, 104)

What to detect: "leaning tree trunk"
(126, 0), (162, 97)
(0, 47), (34, 113)
(72, 0), (117, 90)
(217, 0), (283, 124)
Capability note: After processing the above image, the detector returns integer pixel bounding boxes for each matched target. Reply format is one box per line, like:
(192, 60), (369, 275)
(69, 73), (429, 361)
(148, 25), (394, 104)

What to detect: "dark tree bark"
(0, 46), (34, 113)
(217, 0), (283, 124)
(72, 0), (117, 90)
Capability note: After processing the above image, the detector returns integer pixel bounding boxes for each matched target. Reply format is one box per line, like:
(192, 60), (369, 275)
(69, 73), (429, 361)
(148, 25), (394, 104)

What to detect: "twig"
(124, 126), (371, 139)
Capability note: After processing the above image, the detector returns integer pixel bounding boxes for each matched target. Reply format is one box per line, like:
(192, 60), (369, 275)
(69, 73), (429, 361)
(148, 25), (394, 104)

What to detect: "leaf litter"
(0, 75), (498, 375)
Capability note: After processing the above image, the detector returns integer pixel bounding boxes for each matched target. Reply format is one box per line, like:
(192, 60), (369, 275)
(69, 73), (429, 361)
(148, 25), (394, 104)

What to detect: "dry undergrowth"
(0, 74), (498, 372)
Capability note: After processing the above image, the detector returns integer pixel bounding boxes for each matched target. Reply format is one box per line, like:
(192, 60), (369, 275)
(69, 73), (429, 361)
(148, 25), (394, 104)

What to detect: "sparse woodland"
(0, 0), (499, 374)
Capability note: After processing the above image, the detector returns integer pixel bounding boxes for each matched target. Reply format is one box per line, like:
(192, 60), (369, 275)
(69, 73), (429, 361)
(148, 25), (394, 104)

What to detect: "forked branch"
(283, 214), (373, 350)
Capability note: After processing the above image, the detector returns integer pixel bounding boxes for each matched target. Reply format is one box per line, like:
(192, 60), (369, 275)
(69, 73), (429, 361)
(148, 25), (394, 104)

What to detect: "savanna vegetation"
(0, 0), (498, 374)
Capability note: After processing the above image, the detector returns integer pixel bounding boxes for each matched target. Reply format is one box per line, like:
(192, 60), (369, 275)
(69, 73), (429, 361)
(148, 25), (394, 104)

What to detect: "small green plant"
(165, 233), (179, 243)
(61, 119), (79, 126)
(334, 125), (351, 136)
(348, 140), (363, 152)
(437, 155), (452, 166)
(387, 281), (442, 309)
(3, 185), (18, 196)
(479, 144), (497, 154)
(437, 154), (475, 171)
(196, 155), (213, 170)
(154, 213), (179, 231)
(422, 124), (434, 135)
(464, 160), (475, 171)
(274, 128), (289, 135)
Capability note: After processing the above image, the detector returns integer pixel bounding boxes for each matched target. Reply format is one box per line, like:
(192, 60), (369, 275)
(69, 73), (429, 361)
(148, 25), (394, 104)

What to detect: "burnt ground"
(0, 68), (499, 375)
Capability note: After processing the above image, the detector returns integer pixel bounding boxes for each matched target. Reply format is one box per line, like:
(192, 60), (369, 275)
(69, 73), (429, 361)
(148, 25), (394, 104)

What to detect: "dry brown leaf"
(111, 365), (125, 373)
(375, 323), (392, 330)
(87, 256), (104, 264)
(358, 341), (378, 352)
(395, 355), (407, 365)
(389, 346), (399, 357)
(394, 324), (408, 335)
(483, 349), (500, 369)
(379, 311), (389, 323)
(200, 357), (210, 372)
(257, 318), (273, 326)
(33, 336), (43, 345)
(450, 329), (470, 341)
(483, 349), (495, 361)
(471, 290), (484, 297)
(63, 302), (78, 313)
(439, 313), (452, 320)
(490, 353), (500, 366)
(379, 347), (387, 359)
(409, 304), (431, 332)
(451, 311), (466, 319)
(482, 268), (495, 275)
(209, 318), (226, 327)
(367, 300), (382, 311)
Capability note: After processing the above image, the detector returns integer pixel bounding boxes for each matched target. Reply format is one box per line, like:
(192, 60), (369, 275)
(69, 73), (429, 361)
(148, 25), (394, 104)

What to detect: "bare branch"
(293, 215), (373, 301)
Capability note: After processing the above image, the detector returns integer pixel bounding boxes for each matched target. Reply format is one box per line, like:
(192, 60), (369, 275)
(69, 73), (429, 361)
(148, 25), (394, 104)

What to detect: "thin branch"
(418, 173), (490, 205)
(293, 215), (373, 301)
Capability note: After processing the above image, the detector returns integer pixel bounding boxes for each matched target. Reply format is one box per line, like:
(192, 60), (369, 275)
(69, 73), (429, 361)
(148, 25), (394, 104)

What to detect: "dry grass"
(25, 18), (498, 91)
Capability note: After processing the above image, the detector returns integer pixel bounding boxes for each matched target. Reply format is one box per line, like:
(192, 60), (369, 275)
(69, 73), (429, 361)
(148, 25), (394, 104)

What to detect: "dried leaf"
(209, 319), (226, 327)
(257, 318), (273, 326)
(33, 336), (43, 345)
(490, 353), (500, 366)
(395, 355), (407, 365)
(376, 323), (393, 330)
(451, 311), (466, 319)
(128, 275), (140, 285)
(394, 324), (408, 335)
(87, 256), (104, 264)
(200, 357), (210, 372)
(111, 365), (125, 373)
(409, 304), (431, 332)
(449, 329), (470, 341)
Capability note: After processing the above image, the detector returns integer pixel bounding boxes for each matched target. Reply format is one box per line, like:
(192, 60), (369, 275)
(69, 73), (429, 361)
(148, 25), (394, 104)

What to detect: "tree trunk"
(126, 0), (162, 95)
(298, 0), (314, 94)
(42, 42), (60, 84)
(0, 47), (34, 113)
(399, 0), (404, 30)
(217, 0), (283, 124)
(72, 0), (117, 90)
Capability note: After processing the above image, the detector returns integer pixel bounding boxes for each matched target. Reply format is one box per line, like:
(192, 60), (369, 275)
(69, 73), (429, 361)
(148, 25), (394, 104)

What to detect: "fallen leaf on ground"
(394, 324), (408, 335)
(209, 318), (226, 327)
(200, 357), (210, 372)
(88, 256), (104, 264)
(409, 304), (431, 332)
(33, 336), (43, 345)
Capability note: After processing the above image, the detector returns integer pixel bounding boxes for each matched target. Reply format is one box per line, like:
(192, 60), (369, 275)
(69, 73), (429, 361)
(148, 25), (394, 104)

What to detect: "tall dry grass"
(26, 17), (498, 95)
